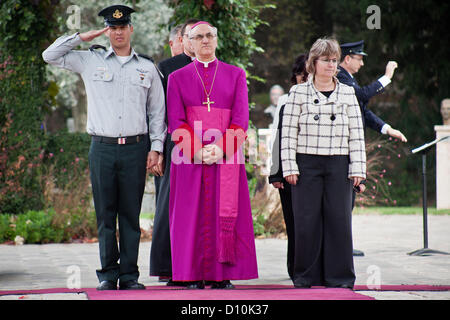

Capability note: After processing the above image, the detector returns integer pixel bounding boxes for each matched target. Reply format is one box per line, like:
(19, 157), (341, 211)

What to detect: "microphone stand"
(408, 136), (450, 256)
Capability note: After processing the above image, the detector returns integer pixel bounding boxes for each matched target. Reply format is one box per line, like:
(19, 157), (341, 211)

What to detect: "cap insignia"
(113, 9), (123, 19)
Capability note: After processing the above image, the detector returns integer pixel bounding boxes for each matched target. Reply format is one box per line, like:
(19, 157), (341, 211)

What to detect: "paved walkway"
(0, 215), (449, 300)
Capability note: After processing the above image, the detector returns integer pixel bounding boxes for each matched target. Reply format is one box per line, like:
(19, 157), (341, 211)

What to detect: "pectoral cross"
(203, 96), (215, 112)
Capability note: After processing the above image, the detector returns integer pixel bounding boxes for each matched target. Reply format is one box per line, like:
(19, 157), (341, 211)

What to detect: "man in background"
(168, 24), (183, 57)
(150, 18), (199, 285)
(338, 40), (407, 257)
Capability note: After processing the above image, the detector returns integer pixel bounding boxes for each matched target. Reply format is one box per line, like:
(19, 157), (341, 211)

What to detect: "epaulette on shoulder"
(138, 53), (163, 78)
(89, 44), (107, 51)
(137, 53), (154, 63)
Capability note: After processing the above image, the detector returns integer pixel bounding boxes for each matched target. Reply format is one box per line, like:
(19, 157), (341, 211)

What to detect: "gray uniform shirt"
(42, 33), (166, 152)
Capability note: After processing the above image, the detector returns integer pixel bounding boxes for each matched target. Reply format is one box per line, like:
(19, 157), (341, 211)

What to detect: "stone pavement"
(0, 214), (449, 300)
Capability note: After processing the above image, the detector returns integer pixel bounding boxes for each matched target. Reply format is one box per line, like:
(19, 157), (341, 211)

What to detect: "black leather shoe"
(326, 283), (354, 289)
(186, 281), (205, 289)
(210, 280), (235, 289)
(353, 249), (365, 256)
(293, 283), (311, 289)
(119, 279), (146, 290)
(335, 284), (354, 289)
(96, 280), (117, 290)
(294, 281), (311, 289)
(158, 276), (170, 283)
(167, 279), (188, 287)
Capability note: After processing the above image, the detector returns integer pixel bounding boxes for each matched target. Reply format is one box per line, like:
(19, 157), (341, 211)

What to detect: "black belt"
(91, 134), (145, 145)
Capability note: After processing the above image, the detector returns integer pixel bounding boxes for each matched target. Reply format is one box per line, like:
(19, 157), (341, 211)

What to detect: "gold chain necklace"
(193, 59), (219, 112)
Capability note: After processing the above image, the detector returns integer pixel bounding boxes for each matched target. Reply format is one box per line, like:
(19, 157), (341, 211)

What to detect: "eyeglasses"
(189, 33), (216, 41)
(317, 58), (338, 64)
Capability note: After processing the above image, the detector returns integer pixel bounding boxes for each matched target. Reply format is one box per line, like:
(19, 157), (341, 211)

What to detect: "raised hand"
(385, 61), (398, 79)
(79, 27), (109, 42)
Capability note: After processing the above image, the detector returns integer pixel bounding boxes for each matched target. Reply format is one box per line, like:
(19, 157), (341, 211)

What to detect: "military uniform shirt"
(42, 33), (166, 152)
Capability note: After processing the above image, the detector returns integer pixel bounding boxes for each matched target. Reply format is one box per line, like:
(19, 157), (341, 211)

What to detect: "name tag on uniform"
(93, 67), (113, 81)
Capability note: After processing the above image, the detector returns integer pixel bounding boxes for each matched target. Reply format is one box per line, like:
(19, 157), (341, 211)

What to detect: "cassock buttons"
(314, 99), (319, 104)
(330, 114), (336, 121)
(314, 115), (320, 121)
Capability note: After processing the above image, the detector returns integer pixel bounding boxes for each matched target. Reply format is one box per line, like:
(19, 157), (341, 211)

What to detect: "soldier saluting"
(42, 5), (166, 290)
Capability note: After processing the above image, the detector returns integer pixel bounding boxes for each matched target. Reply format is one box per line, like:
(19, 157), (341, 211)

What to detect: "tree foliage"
(250, 0), (450, 205)
(326, 0), (450, 205)
(0, 0), (59, 213)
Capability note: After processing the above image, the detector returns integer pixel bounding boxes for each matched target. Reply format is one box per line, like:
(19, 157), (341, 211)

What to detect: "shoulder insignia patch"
(137, 53), (154, 63)
(89, 44), (107, 51)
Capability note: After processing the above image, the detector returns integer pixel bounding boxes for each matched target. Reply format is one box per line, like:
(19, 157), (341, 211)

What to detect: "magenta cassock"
(166, 59), (258, 282)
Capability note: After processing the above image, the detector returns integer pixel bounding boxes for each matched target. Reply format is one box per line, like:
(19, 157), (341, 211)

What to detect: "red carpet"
(87, 285), (372, 300)
(1, 284), (449, 300)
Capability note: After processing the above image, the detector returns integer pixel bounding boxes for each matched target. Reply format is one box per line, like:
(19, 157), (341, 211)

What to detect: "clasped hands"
(194, 144), (224, 165)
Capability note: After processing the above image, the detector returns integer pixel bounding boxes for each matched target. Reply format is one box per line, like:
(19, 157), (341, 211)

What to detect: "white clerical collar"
(196, 57), (217, 68)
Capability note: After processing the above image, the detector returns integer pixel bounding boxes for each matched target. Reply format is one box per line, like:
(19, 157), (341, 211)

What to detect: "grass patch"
(353, 206), (450, 215)
(140, 212), (154, 220)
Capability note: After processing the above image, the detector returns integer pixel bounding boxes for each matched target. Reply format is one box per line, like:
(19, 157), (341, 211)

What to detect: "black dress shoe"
(210, 280), (235, 289)
(293, 283), (311, 289)
(353, 249), (365, 256)
(167, 279), (188, 287)
(96, 280), (117, 290)
(326, 283), (354, 289)
(158, 276), (170, 283)
(119, 279), (146, 290)
(186, 281), (205, 289)
(335, 284), (354, 289)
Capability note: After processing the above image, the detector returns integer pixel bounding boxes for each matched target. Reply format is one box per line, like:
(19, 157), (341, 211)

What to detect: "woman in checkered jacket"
(280, 38), (366, 289)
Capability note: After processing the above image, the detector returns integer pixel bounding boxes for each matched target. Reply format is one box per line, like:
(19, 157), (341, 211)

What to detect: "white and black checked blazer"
(280, 76), (366, 179)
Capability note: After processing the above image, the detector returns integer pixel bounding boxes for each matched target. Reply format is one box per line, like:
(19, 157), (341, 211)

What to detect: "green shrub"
(0, 209), (97, 244)
(0, 213), (15, 243)
(0, 0), (61, 214)
(253, 214), (267, 237)
(14, 210), (62, 244)
(44, 131), (90, 188)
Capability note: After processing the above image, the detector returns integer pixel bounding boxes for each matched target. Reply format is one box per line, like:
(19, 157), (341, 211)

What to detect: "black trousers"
(278, 184), (295, 280)
(150, 134), (175, 277)
(291, 153), (355, 287)
(89, 136), (148, 283)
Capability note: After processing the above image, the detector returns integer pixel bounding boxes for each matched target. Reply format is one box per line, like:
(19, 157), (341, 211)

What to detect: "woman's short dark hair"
(290, 53), (309, 85)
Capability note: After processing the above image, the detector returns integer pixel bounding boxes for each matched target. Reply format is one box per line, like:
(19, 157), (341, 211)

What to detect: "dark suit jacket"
(268, 104), (286, 184)
(158, 53), (193, 95)
(337, 65), (386, 132)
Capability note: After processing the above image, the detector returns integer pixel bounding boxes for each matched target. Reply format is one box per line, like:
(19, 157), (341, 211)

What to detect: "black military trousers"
(291, 153), (355, 287)
(89, 136), (148, 283)
(278, 184), (295, 280)
(150, 134), (175, 277)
